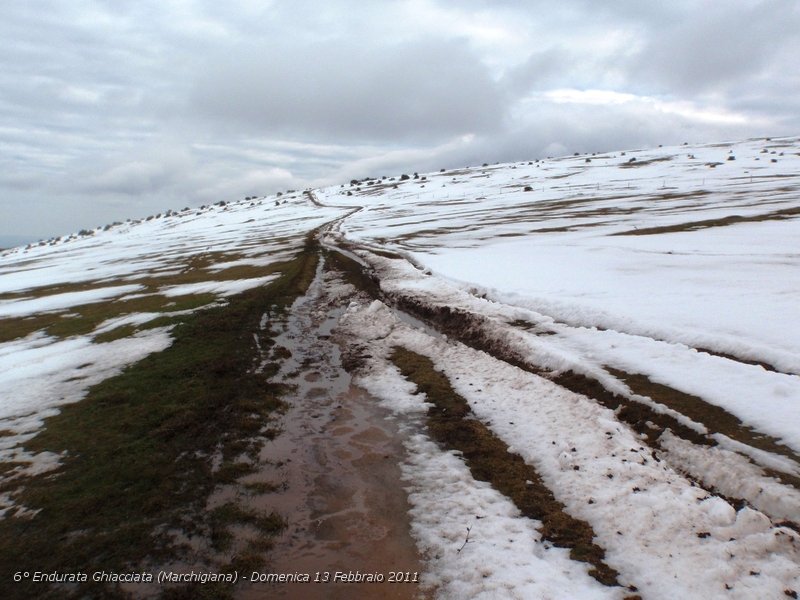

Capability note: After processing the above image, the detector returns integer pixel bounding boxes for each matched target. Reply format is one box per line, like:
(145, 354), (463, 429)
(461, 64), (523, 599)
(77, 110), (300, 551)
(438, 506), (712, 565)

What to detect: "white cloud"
(539, 89), (757, 126)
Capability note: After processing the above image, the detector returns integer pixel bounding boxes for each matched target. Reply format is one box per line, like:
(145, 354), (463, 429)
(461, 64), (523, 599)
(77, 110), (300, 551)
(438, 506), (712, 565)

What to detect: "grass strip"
(611, 205), (800, 236)
(390, 347), (622, 588)
(0, 236), (319, 599)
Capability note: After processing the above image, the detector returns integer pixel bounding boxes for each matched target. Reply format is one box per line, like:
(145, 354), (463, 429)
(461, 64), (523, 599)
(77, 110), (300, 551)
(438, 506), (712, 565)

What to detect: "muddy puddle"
(237, 257), (426, 599)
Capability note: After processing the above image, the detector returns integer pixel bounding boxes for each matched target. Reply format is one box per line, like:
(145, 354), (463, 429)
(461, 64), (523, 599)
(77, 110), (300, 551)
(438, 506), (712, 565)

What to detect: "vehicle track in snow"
(311, 191), (800, 598)
(328, 233), (800, 521)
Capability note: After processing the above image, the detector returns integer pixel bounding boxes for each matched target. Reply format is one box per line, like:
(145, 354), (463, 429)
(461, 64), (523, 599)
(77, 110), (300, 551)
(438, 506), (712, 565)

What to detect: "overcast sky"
(2, 0), (799, 245)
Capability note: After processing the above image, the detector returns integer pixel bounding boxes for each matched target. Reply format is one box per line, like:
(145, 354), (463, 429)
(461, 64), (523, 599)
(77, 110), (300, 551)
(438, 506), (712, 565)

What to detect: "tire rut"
(390, 347), (625, 590)
(323, 246), (633, 593)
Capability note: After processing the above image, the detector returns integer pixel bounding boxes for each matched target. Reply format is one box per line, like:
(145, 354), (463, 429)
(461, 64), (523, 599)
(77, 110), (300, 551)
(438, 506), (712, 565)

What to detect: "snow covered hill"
(1, 136), (799, 599)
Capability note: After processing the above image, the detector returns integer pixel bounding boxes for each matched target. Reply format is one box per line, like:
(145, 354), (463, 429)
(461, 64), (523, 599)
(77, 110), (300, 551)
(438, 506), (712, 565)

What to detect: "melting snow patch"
(660, 431), (800, 521)
(0, 284), (143, 318)
(0, 328), (173, 437)
(159, 275), (278, 298)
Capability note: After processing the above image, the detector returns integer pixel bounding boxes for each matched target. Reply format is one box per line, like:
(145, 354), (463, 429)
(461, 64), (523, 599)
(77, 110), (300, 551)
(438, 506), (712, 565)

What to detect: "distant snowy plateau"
(2, 136), (800, 599)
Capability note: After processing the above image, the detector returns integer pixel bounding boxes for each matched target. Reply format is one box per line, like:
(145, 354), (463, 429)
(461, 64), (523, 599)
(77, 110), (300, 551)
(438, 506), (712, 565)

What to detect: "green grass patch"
(243, 481), (282, 495)
(0, 248), (292, 344)
(0, 313), (63, 343)
(0, 293), (218, 344)
(209, 503), (285, 552)
(129, 252), (286, 291)
(0, 279), (115, 302)
(0, 237), (319, 599)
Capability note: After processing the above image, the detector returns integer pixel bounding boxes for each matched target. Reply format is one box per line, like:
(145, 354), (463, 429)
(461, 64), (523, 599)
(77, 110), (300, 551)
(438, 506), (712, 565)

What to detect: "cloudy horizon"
(2, 0), (799, 246)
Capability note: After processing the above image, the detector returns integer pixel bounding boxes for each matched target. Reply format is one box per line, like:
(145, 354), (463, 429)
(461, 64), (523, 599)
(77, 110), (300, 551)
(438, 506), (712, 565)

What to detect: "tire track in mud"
(394, 280), (800, 524)
(607, 368), (800, 485)
(238, 253), (426, 600)
(390, 346), (623, 589)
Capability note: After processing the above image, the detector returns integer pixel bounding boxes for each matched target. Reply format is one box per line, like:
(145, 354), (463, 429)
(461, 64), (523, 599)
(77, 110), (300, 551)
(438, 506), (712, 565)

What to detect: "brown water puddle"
(236, 258), (426, 599)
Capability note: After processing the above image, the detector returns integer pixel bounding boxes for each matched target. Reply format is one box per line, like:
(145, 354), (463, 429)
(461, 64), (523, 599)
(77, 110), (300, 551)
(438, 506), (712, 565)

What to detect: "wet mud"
(237, 257), (425, 600)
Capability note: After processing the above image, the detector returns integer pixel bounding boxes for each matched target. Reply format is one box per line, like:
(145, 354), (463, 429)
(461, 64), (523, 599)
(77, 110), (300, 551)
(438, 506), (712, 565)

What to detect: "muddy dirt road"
(236, 257), (426, 600)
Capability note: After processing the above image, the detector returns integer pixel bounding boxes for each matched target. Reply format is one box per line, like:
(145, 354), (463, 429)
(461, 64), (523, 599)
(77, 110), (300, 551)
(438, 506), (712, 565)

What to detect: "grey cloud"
(503, 48), (575, 95)
(629, 1), (800, 94)
(80, 159), (185, 195)
(190, 37), (508, 143)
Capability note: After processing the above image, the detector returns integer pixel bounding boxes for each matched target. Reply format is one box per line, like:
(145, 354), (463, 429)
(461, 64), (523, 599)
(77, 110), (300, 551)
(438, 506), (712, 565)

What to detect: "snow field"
(316, 136), (800, 374)
(0, 196), (345, 297)
(355, 244), (800, 525)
